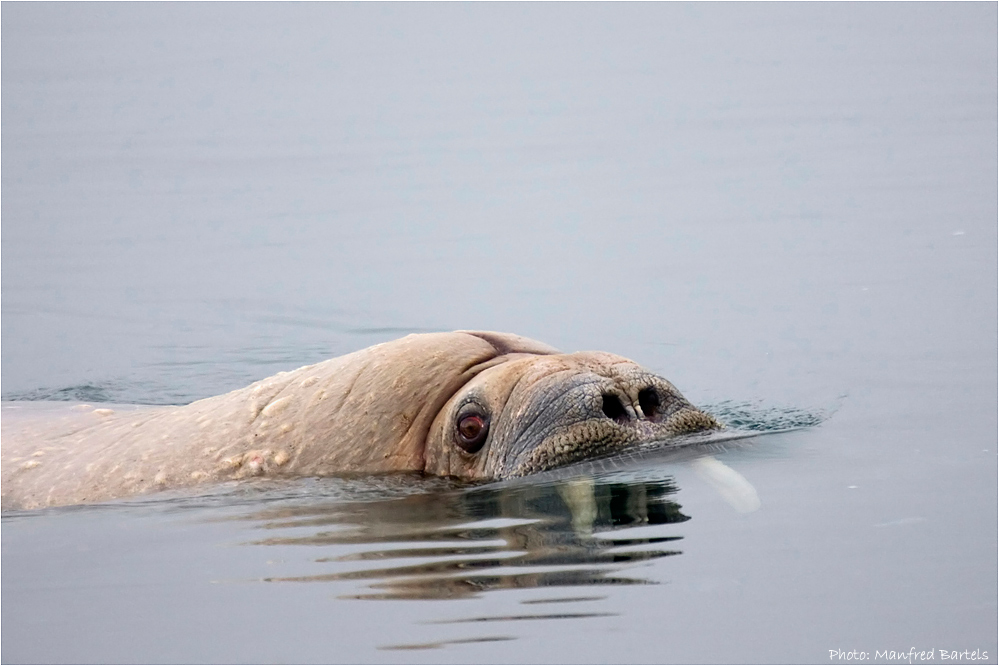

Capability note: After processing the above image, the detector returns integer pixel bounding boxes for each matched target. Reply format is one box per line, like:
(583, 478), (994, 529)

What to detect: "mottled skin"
(1, 331), (719, 510)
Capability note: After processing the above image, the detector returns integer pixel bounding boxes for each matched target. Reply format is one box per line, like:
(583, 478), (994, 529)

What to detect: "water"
(2, 3), (996, 663)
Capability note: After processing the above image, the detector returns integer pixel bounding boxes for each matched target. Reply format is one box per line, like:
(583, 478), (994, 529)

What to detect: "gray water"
(2, 3), (996, 664)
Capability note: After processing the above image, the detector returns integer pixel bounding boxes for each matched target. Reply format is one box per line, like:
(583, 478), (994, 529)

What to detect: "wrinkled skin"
(1, 331), (719, 510)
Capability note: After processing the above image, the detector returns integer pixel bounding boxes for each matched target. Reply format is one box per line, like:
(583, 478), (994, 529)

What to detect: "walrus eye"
(456, 412), (489, 454)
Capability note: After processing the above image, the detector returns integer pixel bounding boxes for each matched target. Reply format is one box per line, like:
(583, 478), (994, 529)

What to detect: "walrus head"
(422, 332), (720, 478)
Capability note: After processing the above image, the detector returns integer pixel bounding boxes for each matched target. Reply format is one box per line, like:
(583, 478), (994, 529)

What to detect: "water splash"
(2, 380), (191, 406)
(4, 383), (119, 404)
(706, 400), (828, 432)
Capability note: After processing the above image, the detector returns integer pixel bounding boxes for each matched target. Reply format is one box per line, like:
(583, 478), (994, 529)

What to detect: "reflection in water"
(244, 474), (689, 602)
(218, 441), (767, 649)
(381, 635), (517, 652)
(426, 612), (617, 624)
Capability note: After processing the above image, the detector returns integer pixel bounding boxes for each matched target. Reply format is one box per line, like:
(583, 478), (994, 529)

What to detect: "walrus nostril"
(601, 394), (629, 423)
(638, 388), (660, 419)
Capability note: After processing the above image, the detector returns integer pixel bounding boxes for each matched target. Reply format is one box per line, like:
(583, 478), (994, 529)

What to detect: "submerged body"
(1, 331), (719, 510)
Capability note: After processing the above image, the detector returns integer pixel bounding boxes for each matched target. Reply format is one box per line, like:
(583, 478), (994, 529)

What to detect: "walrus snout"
(504, 370), (720, 477)
(424, 351), (720, 479)
(598, 383), (717, 432)
(599, 383), (671, 424)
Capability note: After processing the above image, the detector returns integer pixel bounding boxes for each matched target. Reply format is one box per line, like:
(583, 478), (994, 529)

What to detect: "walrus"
(1, 331), (720, 510)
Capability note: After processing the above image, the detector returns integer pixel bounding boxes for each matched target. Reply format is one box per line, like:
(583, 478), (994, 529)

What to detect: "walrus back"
(2, 402), (179, 510)
(1, 361), (329, 510)
(1, 331), (543, 509)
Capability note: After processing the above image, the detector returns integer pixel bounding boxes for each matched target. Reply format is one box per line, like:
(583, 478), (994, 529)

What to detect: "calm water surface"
(2, 4), (996, 664)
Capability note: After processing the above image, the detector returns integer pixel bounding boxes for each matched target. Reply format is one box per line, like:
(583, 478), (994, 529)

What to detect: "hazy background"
(3, 3), (996, 663)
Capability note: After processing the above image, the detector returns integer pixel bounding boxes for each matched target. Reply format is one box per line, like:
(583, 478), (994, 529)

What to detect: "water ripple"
(241, 475), (689, 602)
